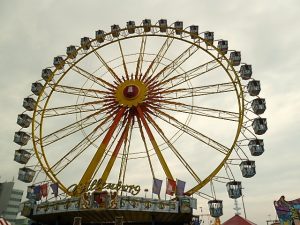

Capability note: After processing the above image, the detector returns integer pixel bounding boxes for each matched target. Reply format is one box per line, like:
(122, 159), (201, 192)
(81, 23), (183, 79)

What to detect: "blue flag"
(176, 179), (186, 196)
(152, 178), (163, 195)
(33, 185), (41, 200)
(50, 183), (59, 197)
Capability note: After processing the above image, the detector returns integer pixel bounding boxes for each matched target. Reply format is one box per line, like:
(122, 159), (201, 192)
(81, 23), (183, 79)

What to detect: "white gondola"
(14, 149), (31, 164)
(229, 51), (241, 66)
(248, 139), (264, 156)
(204, 32), (214, 45)
(174, 21), (183, 35)
(53, 56), (65, 70)
(226, 181), (242, 199)
(95, 30), (105, 44)
(17, 114), (32, 128)
(240, 160), (256, 178)
(247, 80), (261, 96)
(158, 19), (168, 32)
(23, 98), (36, 111)
(14, 131), (30, 146)
(252, 118), (267, 135)
(190, 25), (199, 39)
(111, 24), (120, 38)
(18, 167), (36, 183)
(41, 68), (52, 82)
(142, 19), (151, 32)
(217, 40), (228, 54)
(127, 21), (136, 34)
(66, 45), (77, 59)
(31, 82), (43, 96)
(208, 199), (223, 218)
(239, 64), (252, 80)
(81, 37), (91, 50)
(251, 98), (266, 115)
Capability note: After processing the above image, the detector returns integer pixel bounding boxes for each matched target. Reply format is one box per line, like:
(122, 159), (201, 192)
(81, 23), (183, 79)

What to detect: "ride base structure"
(20, 191), (199, 225)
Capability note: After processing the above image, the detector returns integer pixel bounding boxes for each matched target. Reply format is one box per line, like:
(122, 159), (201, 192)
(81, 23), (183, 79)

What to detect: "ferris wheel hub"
(123, 85), (140, 99)
(115, 79), (148, 107)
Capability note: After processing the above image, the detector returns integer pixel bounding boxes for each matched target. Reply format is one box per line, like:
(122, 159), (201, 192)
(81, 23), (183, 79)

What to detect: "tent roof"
(222, 215), (257, 225)
(0, 217), (12, 225)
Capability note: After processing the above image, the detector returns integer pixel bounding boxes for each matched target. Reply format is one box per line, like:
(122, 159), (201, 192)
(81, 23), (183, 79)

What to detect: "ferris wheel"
(14, 19), (267, 217)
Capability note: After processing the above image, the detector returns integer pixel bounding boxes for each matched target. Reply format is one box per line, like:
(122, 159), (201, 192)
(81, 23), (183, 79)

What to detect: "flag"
(166, 179), (176, 196)
(152, 178), (163, 195)
(33, 185), (41, 200)
(40, 183), (48, 197)
(50, 183), (59, 197)
(176, 179), (186, 196)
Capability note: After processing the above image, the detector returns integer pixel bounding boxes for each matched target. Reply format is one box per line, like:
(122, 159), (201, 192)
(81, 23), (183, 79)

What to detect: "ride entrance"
(15, 19), (267, 225)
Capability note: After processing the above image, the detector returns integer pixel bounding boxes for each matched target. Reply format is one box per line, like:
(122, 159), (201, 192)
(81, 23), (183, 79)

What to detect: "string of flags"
(27, 183), (58, 200)
(152, 178), (186, 196)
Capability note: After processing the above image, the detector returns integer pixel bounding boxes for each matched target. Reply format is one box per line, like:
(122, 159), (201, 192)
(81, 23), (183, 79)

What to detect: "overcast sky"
(1, 0), (300, 224)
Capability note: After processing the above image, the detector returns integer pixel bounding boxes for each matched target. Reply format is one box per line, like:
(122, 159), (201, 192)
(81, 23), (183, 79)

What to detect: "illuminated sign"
(67, 179), (141, 196)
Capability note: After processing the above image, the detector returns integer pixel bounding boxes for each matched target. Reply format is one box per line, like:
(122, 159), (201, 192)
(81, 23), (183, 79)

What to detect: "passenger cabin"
(252, 118), (267, 135)
(14, 149), (31, 164)
(251, 98), (266, 115)
(174, 21), (183, 35)
(158, 19), (168, 32)
(248, 139), (264, 156)
(81, 37), (91, 50)
(247, 80), (261, 96)
(95, 30), (105, 43)
(66, 45), (77, 59)
(217, 40), (228, 54)
(18, 167), (35, 183)
(31, 82), (43, 96)
(127, 21), (136, 34)
(204, 32), (214, 45)
(239, 64), (252, 80)
(208, 199), (223, 218)
(226, 181), (242, 199)
(240, 160), (256, 178)
(53, 56), (65, 70)
(14, 131), (30, 146)
(20, 201), (33, 217)
(142, 19), (151, 32)
(190, 25), (199, 39)
(41, 68), (52, 82)
(111, 24), (120, 37)
(23, 98), (36, 111)
(229, 51), (241, 66)
(17, 114), (32, 128)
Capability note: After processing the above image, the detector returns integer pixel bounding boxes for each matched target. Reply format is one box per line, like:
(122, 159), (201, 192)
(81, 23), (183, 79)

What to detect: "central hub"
(123, 85), (140, 99)
(115, 79), (148, 107)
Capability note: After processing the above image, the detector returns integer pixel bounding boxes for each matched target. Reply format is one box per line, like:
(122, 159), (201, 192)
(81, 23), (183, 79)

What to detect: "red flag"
(40, 183), (48, 197)
(166, 179), (176, 196)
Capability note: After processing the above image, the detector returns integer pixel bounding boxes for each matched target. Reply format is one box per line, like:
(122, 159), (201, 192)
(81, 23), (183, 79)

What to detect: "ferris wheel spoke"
(67, 63), (115, 90)
(135, 36), (147, 79)
(155, 101), (239, 122)
(147, 42), (199, 85)
(49, 83), (112, 99)
(136, 116), (155, 179)
(136, 106), (174, 181)
(117, 40), (129, 79)
(160, 82), (236, 100)
(144, 111), (202, 183)
(39, 100), (110, 118)
(157, 59), (221, 90)
(52, 121), (113, 175)
(41, 107), (117, 147)
(91, 46), (122, 83)
(99, 114), (133, 184)
(78, 107), (126, 188)
(150, 108), (230, 155)
(142, 36), (174, 81)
